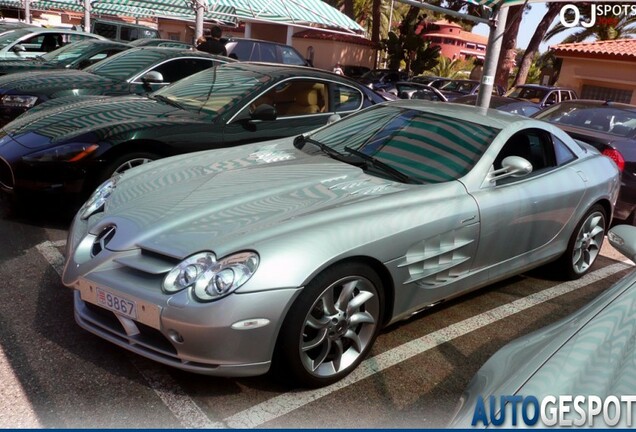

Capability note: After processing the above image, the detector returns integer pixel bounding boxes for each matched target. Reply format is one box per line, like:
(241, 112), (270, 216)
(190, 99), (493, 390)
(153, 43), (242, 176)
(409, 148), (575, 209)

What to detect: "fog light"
(168, 329), (184, 343)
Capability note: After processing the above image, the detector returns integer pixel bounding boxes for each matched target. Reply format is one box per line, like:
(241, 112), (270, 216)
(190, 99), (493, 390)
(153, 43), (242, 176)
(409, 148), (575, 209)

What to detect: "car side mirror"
(142, 71), (164, 84)
(12, 44), (26, 54)
(489, 156), (533, 183)
(608, 225), (636, 263)
(250, 104), (277, 122)
(327, 113), (341, 125)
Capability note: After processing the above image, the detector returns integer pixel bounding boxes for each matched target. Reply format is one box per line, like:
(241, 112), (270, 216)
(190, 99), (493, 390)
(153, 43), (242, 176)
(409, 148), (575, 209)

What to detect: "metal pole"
(24, 0), (31, 24)
(195, 0), (205, 41)
(394, 0), (490, 25)
(476, 6), (508, 110)
(84, 0), (91, 32)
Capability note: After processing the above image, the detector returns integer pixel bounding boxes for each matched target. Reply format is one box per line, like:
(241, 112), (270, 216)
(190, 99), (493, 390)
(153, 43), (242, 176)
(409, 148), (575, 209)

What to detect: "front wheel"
(276, 263), (384, 388)
(558, 204), (607, 280)
(105, 152), (158, 178)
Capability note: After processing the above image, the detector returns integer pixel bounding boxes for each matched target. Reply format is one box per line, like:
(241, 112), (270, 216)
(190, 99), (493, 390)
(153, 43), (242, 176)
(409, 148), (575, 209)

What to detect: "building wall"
(556, 56), (636, 104)
(292, 38), (375, 70)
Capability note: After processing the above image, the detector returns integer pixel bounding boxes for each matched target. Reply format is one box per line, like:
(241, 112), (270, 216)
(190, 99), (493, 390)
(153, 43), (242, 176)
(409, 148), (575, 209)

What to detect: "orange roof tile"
(551, 38), (636, 60)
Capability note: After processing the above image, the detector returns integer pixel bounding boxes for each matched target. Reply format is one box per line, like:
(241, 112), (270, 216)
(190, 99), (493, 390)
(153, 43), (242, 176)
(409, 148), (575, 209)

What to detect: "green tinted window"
(310, 106), (499, 183)
(85, 49), (168, 81)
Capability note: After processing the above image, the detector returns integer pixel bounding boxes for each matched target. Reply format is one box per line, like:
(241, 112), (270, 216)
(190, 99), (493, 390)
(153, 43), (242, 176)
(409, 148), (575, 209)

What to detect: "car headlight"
(1, 95), (38, 108)
(79, 175), (120, 220)
(22, 143), (99, 163)
(163, 251), (259, 302)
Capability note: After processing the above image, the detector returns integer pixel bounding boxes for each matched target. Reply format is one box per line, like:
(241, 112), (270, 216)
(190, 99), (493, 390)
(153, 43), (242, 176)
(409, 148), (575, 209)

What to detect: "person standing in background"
(197, 25), (227, 56)
(332, 62), (344, 75)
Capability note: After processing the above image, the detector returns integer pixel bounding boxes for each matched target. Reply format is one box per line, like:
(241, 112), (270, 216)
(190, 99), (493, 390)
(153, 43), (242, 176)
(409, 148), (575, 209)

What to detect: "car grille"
(0, 157), (13, 189)
(81, 300), (179, 358)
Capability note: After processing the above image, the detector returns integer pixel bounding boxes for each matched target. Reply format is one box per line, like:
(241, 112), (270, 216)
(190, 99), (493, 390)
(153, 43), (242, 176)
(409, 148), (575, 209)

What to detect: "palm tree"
(512, 3), (563, 87)
(430, 56), (462, 78)
(494, 4), (524, 89)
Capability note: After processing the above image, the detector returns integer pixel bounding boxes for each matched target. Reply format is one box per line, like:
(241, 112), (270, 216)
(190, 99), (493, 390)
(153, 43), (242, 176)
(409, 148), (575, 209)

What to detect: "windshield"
(39, 40), (94, 63)
(440, 81), (476, 93)
(152, 64), (271, 114)
(507, 86), (548, 101)
(0, 28), (35, 48)
(84, 48), (167, 81)
(535, 103), (636, 137)
(308, 105), (499, 183)
(360, 70), (390, 80)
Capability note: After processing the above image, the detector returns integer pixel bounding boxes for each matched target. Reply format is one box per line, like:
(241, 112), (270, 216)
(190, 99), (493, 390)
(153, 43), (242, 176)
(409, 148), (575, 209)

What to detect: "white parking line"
(35, 240), (633, 429)
(34, 240), (224, 428)
(224, 261), (632, 428)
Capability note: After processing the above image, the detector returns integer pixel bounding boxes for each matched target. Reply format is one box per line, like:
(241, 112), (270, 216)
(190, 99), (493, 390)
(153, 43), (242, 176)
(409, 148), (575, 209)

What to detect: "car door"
(221, 78), (343, 146)
(469, 129), (585, 276)
(129, 57), (217, 94)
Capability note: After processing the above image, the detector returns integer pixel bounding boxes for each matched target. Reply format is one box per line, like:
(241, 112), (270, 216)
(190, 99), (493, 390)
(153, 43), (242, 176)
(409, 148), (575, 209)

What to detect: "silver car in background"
(450, 224), (636, 428)
(62, 101), (620, 387)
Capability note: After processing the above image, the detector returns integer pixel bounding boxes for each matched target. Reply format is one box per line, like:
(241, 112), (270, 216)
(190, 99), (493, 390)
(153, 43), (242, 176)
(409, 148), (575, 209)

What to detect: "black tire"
(556, 204), (607, 280)
(275, 262), (384, 388)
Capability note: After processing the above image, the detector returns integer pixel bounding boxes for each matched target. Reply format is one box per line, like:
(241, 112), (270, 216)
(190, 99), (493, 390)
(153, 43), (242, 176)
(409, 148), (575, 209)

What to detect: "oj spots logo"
(560, 3), (636, 28)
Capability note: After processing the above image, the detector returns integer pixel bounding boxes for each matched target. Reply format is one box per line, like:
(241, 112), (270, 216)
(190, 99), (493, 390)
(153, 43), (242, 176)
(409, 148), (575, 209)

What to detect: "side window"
(150, 58), (215, 84)
(277, 45), (306, 66)
(226, 41), (255, 61)
(121, 27), (138, 42)
(544, 91), (558, 106)
(552, 135), (577, 165)
(94, 22), (118, 40)
(333, 84), (363, 112)
(259, 43), (277, 63)
(560, 91), (572, 101)
(251, 80), (328, 117)
(494, 129), (557, 176)
(19, 34), (45, 52)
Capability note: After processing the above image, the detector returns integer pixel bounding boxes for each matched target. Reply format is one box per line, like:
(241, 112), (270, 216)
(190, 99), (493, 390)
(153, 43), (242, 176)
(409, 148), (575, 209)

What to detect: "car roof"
(514, 83), (573, 90)
(3, 27), (102, 37)
(550, 99), (636, 110)
(124, 46), (230, 60)
(223, 37), (295, 48)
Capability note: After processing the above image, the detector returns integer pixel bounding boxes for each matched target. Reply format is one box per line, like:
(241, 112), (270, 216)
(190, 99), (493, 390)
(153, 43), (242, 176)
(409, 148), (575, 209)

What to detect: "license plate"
(96, 287), (137, 320)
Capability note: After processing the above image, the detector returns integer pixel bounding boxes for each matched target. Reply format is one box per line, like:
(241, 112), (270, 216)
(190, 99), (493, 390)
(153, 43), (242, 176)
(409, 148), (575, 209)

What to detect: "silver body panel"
(62, 102), (620, 376)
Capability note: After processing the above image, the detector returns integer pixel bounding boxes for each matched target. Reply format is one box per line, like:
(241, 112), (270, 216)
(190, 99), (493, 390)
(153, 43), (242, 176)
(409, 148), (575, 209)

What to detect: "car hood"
(6, 95), (202, 149)
(92, 140), (409, 258)
(0, 59), (55, 74)
(449, 268), (636, 427)
(0, 69), (112, 94)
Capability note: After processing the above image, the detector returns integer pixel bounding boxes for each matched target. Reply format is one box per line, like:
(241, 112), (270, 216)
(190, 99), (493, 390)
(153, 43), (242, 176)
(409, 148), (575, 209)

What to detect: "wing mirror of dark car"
(141, 71), (164, 92)
(327, 113), (341, 125)
(489, 156), (533, 183)
(608, 225), (636, 263)
(250, 104), (277, 122)
(12, 44), (26, 54)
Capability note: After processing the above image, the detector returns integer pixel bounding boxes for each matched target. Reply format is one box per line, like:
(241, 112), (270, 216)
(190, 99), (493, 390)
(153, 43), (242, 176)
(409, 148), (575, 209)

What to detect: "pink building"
(418, 20), (487, 61)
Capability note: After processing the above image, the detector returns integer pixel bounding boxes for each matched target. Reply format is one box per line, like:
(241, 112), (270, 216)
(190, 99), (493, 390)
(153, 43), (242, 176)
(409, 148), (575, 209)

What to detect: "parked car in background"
(0, 47), (229, 126)
(59, 101), (618, 387)
(507, 84), (577, 108)
(0, 20), (36, 33)
(0, 27), (104, 59)
(91, 19), (160, 42)
(438, 79), (506, 101)
(410, 75), (452, 89)
(450, 223), (636, 428)
(394, 81), (447, 101)
(223, 37), (309, 65)
(452, 94), (542, 116)
(358, 68), (409, 93)
(0, 62), (384, 200)
(534, 100), (636, 223)
(341, 64), (370, 79)
(0, 39), (130, 76)
(128, 38), (193, 49)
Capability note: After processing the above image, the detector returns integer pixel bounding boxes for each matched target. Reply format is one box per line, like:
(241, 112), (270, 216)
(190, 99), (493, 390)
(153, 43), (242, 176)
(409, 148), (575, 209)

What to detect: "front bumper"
(72, 283), (301, 377)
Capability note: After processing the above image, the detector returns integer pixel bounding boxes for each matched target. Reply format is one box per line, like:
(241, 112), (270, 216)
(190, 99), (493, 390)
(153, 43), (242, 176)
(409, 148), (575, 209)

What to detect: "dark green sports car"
(0, 39), (130, 77)
(0, 62), (385, 199)
(0, 46), (229, 126)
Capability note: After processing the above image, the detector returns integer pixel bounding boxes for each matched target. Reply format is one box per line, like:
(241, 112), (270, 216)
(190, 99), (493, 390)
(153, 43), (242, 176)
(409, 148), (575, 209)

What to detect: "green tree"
(430, 56), (463, 78)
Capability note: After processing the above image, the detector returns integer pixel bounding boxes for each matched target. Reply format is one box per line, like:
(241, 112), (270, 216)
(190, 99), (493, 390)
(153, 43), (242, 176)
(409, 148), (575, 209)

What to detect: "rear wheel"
(106, 152), (158, 177)
(558, 205), (607, 280)
(276, 263), (384, 388)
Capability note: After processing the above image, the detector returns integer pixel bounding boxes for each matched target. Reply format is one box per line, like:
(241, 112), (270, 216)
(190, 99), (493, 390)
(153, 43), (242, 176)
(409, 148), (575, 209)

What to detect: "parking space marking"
(34, 240), (223, 429)
(224, 262), (632, 428)
(35, 240), (633, 428)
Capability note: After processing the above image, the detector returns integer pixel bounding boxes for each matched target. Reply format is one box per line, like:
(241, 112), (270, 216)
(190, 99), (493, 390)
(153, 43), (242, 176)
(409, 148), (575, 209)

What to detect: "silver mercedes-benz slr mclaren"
(62, 101), (620, 387)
